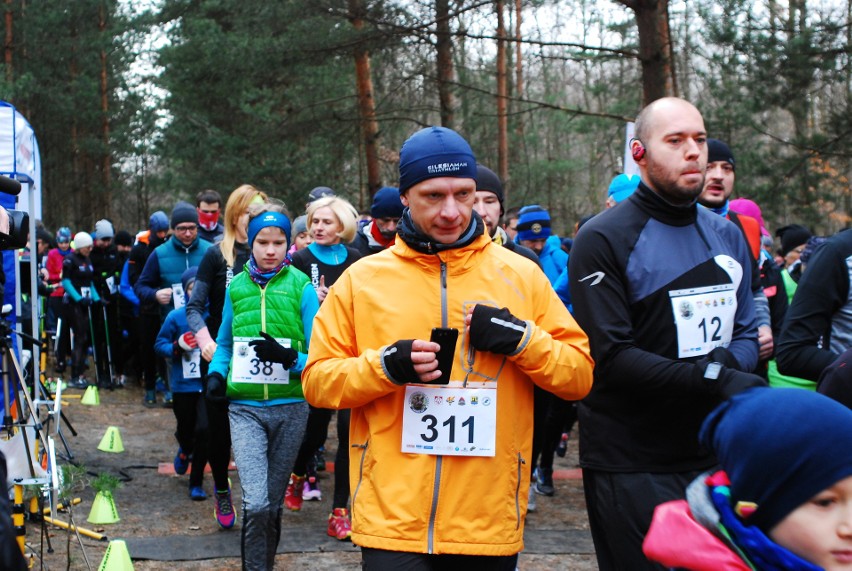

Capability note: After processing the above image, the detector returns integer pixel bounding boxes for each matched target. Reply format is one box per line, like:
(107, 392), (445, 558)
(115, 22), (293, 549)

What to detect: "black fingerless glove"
(694, 356), (767, 400)
(381, 340), (419, 385)
(205, 372), (227, 404)
(469, 305), (527, 355)
(248, 331), (299, 368)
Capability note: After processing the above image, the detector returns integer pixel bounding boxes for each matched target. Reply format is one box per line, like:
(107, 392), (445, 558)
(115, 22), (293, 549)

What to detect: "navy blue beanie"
(475, 164), (504, 215)
(707, 138), (735, 171)
(171, 201), (198, 229)
(370, 186), (404, 219)
(181, 266), (198, 294)
(516, 205), (551, 242)
(398, 126), (477, 194)
(700, 388), (852, 532)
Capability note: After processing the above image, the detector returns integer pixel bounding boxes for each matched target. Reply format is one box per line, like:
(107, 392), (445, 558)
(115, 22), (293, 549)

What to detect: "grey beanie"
(95, 219), (114, 239)
(171, 201), (198, 229)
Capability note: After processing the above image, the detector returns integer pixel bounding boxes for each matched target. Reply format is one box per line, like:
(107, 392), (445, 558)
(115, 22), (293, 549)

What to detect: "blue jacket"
(154, 306), (205, 394)
(538, 235), (568, 286)
(134, 235), (211, 313)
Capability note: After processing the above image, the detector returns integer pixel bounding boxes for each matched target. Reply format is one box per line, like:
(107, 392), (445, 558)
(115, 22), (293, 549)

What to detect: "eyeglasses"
(174, 225), (198, 233)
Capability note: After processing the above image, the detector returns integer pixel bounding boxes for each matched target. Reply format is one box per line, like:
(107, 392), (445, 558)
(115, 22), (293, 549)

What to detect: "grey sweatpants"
(229, 401), (309, 571)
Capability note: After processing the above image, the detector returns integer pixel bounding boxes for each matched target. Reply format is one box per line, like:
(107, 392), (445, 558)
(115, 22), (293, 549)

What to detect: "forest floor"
(16, 377), (598, 570)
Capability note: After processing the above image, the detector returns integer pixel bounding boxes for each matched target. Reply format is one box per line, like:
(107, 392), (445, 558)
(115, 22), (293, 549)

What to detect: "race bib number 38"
(401, 386), (496, 457)
(231, 337), (290, 384)
(669, 284), (736, 358)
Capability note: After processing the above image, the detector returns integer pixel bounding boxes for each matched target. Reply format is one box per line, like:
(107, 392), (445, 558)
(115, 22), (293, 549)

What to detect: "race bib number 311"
(231, 337), (290, 384)
(401, 386), (496, 457)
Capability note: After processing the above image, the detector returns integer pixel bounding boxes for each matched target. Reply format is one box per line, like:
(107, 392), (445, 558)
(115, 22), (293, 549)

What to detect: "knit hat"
(171, 201), (198, 229)
(248, 211), (291, 248)
(308, 186), (335, 203)
(149, 211), (169, 233)
(114, 230), (133, 247)
(36, 228), (53, 246)
(776, 224), (812, 257)
(729, 198), (770, 237)
(475, 164), (504, 215)
(700, 388), (852, 532)
(607, 173), (640, 204)
(94, 219), (114, 239)
(398, 126), (476, 194)
(180, 266), (198, 294)
(292, 215), (308, 238)
(72, 232), (93, 250)
(56, 227), (72, 243)
(516, 205), (552, 242)
(707, 138), (735, 171)
(370, 187), (404, 219)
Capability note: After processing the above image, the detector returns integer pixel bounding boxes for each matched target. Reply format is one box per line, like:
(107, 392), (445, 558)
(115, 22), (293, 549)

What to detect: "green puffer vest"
(225, 265), (311, 401)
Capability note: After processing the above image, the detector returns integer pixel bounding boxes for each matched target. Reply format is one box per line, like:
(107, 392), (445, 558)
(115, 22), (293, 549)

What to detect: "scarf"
(369, 220), (395, 249)
(396, 208), (485, 255)
(247, 254), (291, 287)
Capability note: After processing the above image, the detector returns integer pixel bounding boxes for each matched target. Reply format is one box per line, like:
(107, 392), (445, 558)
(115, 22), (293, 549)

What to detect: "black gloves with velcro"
(249, 331), (299, 368)
(469, 305), (528, 355)
(694, 347), (767, 399)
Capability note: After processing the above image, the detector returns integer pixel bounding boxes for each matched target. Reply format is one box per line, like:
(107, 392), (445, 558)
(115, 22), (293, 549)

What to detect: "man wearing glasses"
(135, 202), (212, 404)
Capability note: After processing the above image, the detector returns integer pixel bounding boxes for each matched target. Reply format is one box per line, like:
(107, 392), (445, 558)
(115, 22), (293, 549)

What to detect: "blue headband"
(248, 211), (292, 247)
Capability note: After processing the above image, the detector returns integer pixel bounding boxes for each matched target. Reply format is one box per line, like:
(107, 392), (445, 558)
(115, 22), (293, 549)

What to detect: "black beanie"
(114, 230), (133, 247)
(171, 201), (198, 229)
(707, 138), (735, 171)
(776, 224), (812, 257)
(475, 164), (504, 215)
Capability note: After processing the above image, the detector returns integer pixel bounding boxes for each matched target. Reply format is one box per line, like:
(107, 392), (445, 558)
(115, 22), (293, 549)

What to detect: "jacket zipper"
(428, 257), (449, 554)
(260, 285), (268, 400)
(351, 440), (369, 519)
(516, 452), (525, 529)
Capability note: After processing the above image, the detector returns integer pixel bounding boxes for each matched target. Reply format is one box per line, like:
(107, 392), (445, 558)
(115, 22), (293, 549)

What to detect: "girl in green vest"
(206, 203), (319, 571)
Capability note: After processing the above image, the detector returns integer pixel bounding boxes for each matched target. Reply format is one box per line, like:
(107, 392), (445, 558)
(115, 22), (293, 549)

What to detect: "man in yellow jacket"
(303, 126), (594, 570)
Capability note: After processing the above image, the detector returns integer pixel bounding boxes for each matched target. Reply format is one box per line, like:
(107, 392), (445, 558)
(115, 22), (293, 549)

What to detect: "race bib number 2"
(401, 386), (496, 457)
(231, 337), (290, 384)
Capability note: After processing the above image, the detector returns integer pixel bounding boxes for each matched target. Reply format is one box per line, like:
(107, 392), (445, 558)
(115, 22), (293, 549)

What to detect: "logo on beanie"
(531, 223), (543, 234)
(427, 161), (470, 175)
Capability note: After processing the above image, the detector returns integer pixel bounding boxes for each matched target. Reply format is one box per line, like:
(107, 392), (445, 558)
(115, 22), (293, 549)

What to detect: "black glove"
(78, 297), (93, 307)
(469, 305), (527, 355)
(381, 340), (419, 385)
(205, 372), (227, 404)
(694, 353), (767, 399)
(248, 331), (298, 368)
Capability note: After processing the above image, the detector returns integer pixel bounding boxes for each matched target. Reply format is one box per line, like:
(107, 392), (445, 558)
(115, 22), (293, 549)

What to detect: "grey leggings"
(229, 401), (308, 571)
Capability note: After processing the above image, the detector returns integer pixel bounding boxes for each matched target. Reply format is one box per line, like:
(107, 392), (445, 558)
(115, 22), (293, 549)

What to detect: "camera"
(0, 174), (28, 250)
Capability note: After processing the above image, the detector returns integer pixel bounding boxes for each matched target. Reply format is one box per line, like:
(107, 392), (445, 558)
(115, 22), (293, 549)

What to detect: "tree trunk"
(435, 0), (455, 128)
(496, 0), (509, 188)
(620, 0), (677, 105)
(99, 2), (111, 218)
(348, 0), (381, 199)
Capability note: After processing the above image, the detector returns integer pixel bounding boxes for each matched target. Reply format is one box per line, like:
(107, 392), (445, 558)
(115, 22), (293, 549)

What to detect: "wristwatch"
(704, 362), (723, 380)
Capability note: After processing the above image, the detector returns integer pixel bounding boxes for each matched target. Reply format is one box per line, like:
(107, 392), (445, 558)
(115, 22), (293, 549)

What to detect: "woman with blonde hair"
(186, 183), (267, 529)
(286, 194), (362, 540)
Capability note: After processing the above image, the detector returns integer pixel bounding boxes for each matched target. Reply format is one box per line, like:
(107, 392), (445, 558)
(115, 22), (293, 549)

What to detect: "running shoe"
(174, 448), (189, 475)
(67, 376), (89, 390)
(303, 478), (322, 501)
(214, 488), (236, 529)
(284, 474), (305, 511)
(189, 486), (207, 501)
(143, 390), (157, 407)
(327, 508), (352, 541)
(527, 485), (537, 513)
(534, 467), (555, 497)
(555, 432), (569, 458)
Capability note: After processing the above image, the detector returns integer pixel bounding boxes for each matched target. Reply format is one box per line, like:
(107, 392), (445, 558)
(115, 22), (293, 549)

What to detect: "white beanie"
(72, 232), (93, 250)
(95, 219), (114, 239)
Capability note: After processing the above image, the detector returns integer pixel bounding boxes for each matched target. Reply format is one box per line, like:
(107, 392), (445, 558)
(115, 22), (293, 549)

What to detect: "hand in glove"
(205, 372), (227, 404)
(248, 331), (298, 368)
(381, 339), (440, 385)
(468, 305), (528, 355)
(694, 350), (767, 399)
(178, 332), (198, 352)
(78, 297), (93, 307)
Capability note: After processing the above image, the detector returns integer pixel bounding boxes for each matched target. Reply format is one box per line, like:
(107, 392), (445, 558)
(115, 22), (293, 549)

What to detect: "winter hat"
(180, 266), (198, 294)
(72, 232), (93, 250)
(94, 219), (114, 239)
(607, 173), (640, 204)
(148, 211), (169, 233)
(398, 126), (476, 194)
(707, 138), (735, 171)
(370, 187), (404, 219)
(308, 186), (335, 203)
(56, 227), (72, 243)
(700, 388), (852, 532)
(171, 201), (198, 229)
(561, 237), (573, 253)
(729, 198), (770, 237)
(475, 165), (504, 215)
(248, 211), (291, 248)
(292, 215), (308, 238)
(776, 224), (812, 257)
(36, 228), (53, 246)
(114, 230), (133, 247)
(516, 205), (552, 242)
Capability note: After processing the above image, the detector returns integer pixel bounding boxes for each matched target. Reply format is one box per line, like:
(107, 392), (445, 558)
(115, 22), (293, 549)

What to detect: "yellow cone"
(81, 385), (100, 406)
(97, 427), (124, 453)
(88, 491), (120, 524)
(98, 539), (134, 571)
